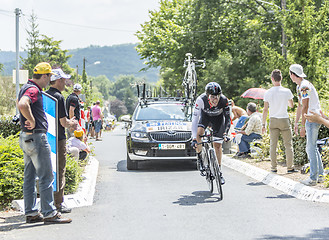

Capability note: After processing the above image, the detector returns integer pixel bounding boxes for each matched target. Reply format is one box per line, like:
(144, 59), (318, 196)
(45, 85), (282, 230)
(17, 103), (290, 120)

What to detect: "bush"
(64, 155), (83, 194)
(319, 124), (329, 140)
(0, 135), (24, 208)
(0, 115), (21, 138)
(0, 133), (85, 208)
(292, 135), (308, 166)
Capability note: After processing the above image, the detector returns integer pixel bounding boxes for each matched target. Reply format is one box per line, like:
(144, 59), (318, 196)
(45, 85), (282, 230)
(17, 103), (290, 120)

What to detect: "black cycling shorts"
(198, 113), (225, 138)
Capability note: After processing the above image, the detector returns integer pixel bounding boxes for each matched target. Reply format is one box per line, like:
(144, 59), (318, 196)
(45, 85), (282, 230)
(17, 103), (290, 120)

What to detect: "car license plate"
(158, 143), (185, 150)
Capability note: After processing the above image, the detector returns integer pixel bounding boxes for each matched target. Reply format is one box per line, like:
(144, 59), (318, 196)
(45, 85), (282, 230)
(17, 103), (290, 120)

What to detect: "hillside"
(0, 44), (159, 82)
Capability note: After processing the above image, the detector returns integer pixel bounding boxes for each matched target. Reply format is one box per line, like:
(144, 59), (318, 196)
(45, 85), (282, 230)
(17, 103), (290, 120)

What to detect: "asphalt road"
(2, 124), (329, 240)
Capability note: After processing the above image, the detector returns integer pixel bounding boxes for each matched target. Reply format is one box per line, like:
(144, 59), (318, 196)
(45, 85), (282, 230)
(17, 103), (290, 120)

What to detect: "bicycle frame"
(182, 53), (205, 102)
(199, 128), (223, 199)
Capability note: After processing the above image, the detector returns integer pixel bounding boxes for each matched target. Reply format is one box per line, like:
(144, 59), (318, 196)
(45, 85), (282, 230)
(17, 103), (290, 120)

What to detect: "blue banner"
(42, 92), (58, 192)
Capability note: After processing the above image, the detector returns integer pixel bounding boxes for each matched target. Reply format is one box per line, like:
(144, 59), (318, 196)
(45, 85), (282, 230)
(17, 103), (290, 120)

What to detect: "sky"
(0, 0), (160, 52)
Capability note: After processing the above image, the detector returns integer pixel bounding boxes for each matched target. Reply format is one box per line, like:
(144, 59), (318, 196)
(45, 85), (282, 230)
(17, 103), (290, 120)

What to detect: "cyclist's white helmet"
(205, 82), (221, 95)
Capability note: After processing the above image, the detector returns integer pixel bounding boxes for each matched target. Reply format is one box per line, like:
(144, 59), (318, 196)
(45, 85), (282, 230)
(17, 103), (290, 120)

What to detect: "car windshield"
(135, 103), (186, 121)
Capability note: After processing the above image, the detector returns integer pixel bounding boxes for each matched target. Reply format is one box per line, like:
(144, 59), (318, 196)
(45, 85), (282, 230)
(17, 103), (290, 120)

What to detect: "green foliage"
(64, 155), (83, 194)
(324, 172), (329, 188)
(292, 135), (308, 166)
(109, 75), (139, 114)
(91, 75), (112, 100)
(137, 0), (329, 102)
(0, 134), (86, 207)
(0, 135), (24, 207)
(252, 133), (271, 161)
(290, 114), (308, 166)
(0, 116), (21, 138)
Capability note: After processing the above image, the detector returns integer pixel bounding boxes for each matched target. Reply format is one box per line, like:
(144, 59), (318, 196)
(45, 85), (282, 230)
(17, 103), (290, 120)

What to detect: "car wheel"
(127, 153), (138, 170)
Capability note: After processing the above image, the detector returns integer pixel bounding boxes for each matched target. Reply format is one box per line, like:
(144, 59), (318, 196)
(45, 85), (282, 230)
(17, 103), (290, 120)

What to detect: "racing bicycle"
(182, 53), (205, 103)
(198, 128), (223, 200)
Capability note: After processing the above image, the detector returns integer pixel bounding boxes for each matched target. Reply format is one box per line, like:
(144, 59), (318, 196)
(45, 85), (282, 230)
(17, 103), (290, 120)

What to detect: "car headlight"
(131, 131), (149, 141)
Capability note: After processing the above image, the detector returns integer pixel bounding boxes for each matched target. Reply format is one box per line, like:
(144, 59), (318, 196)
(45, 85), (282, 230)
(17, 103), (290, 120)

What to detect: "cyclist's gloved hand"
(191, 139), (198, 149)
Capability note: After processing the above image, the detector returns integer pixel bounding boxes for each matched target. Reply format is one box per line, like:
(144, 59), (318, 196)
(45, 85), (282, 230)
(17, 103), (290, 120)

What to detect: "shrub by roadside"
(65, 155), (84, 194)
(0, 115), (20, 138)
(0, 133), (85, 209)
(0, 134), (24, 208)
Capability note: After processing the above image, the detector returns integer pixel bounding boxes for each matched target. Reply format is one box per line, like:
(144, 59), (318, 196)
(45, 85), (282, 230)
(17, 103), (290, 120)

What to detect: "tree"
(109, 75), (140, 114)
(21, 13), (73, 78)
(262, 0), (329, 96)
(91, 75), (112, 100)
(136, 0), (329, 107)
(110, 98), (128, 118)
(136, 0), (281, 104)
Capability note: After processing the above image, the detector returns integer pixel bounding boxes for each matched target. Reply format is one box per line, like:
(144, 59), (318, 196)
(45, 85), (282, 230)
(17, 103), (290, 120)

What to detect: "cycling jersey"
(192, 93), (231, 139)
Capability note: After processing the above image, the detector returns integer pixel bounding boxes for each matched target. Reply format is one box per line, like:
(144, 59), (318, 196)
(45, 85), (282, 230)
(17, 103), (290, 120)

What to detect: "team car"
(125, 98), (196, 170)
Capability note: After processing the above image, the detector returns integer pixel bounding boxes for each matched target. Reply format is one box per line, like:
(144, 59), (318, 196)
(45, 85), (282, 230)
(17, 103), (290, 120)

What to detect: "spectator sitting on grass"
(67, 129), (90, 161)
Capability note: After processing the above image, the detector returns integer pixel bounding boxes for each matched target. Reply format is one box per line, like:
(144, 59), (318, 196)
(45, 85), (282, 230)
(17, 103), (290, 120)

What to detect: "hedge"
(0, 134), (84, 209)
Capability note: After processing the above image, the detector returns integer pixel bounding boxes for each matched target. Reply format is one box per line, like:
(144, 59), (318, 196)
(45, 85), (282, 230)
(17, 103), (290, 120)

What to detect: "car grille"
(150, 131), (191, 142)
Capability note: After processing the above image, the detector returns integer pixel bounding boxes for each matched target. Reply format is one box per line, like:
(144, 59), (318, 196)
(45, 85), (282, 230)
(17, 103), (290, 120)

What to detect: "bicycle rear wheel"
(202, 148), (213, 193)
(209, 149), (223, 200)
(191, 70), (197, 101)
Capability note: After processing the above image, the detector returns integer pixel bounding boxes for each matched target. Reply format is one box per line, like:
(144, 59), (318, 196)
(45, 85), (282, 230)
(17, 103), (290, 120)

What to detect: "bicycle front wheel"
(209, 149), (223, 200)
(202, 148), (213, 193)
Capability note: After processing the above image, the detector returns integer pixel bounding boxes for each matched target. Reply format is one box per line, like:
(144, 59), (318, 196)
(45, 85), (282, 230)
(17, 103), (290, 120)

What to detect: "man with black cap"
(17, 62), (72, 224)
(46, 68), (78, 213)
(289, 63), (324, 186)
(66, 83), (82, 138)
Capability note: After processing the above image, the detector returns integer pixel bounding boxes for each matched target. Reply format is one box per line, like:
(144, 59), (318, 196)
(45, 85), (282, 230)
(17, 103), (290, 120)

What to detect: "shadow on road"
(0, 214), (45, 232)
(117, 160), (197, 172)
(257, 227), (329, 239)
(247, 182), (266, 186)
(172, 191), (221, 206)
(266, 194), (295, 199)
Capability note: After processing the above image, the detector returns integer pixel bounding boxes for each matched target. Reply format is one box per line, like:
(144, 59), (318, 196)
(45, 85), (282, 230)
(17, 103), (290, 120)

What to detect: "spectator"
(67, 129), (91, 161)
(66, 83), (82, 138)
(79, 100), (86, 133)
(231, 100), (248, 130)
(85, 106), (91, 135)
(290, 64), (324, 186)
(46, 68), (78, 213)
(236, 102), (262, 158)
(17, 62), (71, 224)
(92, 100), (103, 141)
(231, 100), (247, 121)
(262, 69), (295, 173)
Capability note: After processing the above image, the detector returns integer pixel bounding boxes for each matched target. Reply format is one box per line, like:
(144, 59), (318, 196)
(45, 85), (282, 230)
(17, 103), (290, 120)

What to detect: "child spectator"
(67, 129), (91, 161)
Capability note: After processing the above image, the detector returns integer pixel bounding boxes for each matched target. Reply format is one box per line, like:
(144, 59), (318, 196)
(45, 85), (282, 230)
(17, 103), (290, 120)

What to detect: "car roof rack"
(137, 83), (186, 106)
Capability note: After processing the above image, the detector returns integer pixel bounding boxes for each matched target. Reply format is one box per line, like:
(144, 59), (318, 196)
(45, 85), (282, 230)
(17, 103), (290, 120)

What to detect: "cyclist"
(191, 82), (231, 184)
